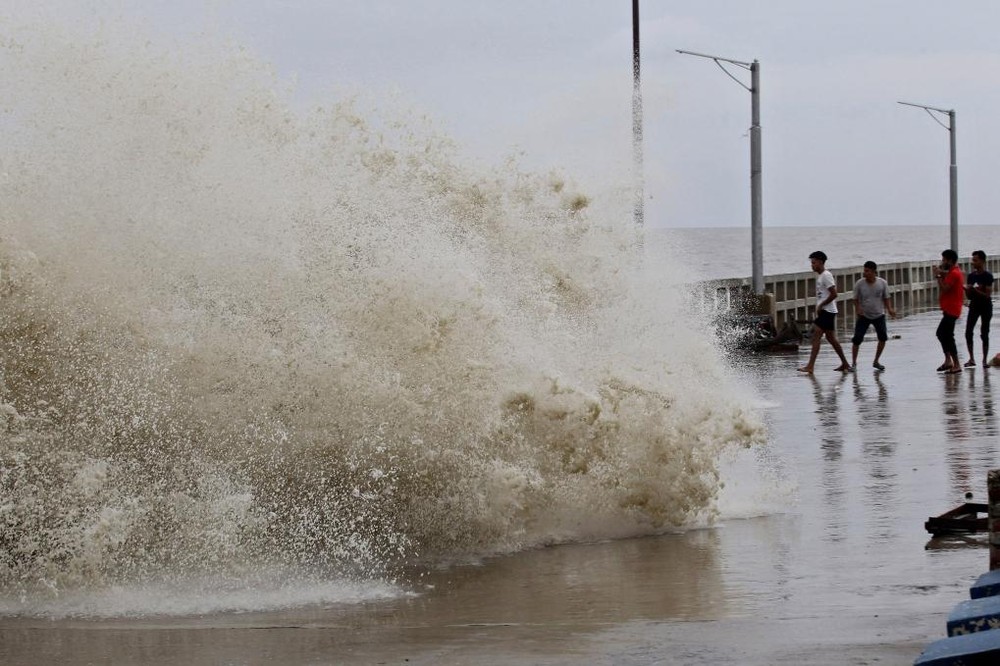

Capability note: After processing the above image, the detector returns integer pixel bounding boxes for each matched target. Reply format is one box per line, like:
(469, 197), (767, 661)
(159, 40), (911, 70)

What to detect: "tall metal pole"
(949, 110), (958, 252)
(632, 0), (644, 229)
(749, 60), (763, 294)
(898, 101), (958, 254)
(677, 49), (764, 294)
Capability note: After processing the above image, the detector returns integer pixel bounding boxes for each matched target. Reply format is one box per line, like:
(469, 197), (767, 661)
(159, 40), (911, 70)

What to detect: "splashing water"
(0, 17), (765, 615)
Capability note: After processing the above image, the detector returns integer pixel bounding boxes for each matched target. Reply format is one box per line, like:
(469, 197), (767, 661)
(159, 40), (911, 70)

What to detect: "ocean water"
(0, 17), (766, 617)
(655, 225), (1000, 281)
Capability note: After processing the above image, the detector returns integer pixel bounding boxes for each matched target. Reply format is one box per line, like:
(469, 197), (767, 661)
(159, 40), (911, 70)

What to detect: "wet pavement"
(2, 310), (998, 665)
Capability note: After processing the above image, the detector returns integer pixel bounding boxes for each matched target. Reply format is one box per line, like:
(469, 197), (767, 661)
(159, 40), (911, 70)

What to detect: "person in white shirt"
(798, 250), (852, 374)
(850, 261), (897, 371)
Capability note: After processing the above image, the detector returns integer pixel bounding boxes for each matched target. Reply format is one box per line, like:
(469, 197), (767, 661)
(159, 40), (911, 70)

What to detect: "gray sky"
(26, 1), (1000, 228)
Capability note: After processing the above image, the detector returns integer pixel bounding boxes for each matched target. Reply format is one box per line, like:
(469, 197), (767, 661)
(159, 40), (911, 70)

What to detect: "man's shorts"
(814, 309), (837, 332)
(852, 315), (888, 345)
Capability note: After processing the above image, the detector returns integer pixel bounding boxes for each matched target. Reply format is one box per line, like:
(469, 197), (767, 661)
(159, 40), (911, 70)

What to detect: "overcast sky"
(21, 1), (1000, 228)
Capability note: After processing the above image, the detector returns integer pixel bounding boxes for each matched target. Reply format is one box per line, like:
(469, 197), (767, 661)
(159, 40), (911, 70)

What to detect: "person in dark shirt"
(964, 249), (994, 369)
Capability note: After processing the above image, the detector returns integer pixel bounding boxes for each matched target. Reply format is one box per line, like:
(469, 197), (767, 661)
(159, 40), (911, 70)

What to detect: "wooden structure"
(925, 503), (989, 537)
(913, 470), (1000, 664)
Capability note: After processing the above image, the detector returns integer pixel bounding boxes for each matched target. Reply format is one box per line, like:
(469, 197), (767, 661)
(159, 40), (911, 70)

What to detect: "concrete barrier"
(914, 630), (1000, 665)
(971, 570), (1000, 599)
(699, 256), (1000, 330)
(990, 469), (1000, 572)
(947, 597), (1000, 636)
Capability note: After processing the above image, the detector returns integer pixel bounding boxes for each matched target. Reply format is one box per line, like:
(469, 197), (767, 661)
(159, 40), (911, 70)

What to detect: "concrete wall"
(700, 256), (1000, 330)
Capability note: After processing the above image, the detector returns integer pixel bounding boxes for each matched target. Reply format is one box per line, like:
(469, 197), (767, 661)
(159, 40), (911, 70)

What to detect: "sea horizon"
(650, 224), (1000, 281)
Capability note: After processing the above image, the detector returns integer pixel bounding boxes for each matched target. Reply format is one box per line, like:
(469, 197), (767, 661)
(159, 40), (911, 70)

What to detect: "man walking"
(964, 250), (994, 369)
(798, 251), (852, 374)
(851, 261), (897, 371)
(934, 249), (964, 374)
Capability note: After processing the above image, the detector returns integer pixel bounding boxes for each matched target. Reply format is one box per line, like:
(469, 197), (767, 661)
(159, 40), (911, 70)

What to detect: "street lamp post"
(632, 0), (643, 229)
(898, 101), (958, 253)
(677, 50), (764, 294)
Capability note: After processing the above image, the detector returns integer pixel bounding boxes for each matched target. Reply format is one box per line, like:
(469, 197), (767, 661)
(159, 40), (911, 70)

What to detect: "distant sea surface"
(651, 224), (1000, 281)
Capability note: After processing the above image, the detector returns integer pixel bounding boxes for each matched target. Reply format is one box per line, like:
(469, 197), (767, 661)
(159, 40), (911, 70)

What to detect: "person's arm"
(819, 284), (838, 310)
(974, 276), (993, 298)
(884, 296), (897, 318)
(935, 269), (947, 289)
(881, 281), (897, 318)
(968, 283), (991, 298)
(938, 270), (958, 293)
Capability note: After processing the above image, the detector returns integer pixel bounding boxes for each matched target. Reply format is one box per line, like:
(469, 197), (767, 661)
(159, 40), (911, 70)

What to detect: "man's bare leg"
(826, 331), (851, 371)
(873, 340), (886, 365)
(798, 328), (824, 374)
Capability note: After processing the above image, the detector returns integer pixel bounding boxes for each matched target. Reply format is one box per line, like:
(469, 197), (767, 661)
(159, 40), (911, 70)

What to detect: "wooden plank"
(925, 503), (989, 536)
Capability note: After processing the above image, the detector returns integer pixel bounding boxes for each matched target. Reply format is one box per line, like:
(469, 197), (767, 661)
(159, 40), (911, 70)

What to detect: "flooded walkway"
(2, 311), (997, 665)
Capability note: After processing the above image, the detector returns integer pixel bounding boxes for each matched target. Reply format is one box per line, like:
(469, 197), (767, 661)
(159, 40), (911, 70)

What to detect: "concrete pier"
(700, 255), (1000, 329)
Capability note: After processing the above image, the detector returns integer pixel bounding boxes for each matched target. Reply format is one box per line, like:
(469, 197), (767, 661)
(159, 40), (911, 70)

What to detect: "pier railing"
(699, 256), (1000, 329)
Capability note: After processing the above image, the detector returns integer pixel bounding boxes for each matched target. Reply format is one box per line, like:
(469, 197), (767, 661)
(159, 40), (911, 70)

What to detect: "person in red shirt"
(934, 249), (965, 373)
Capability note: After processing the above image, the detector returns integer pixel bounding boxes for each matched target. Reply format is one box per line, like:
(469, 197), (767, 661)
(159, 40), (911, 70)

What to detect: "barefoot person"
(934, 249), (964, 374)
(798, 251), (852, 374)
(850, 261), (897, 371)
(963, 250), (993, 369)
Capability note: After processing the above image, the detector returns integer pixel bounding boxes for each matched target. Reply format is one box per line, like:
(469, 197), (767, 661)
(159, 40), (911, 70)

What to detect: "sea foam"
(0, 15), (765, 614)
